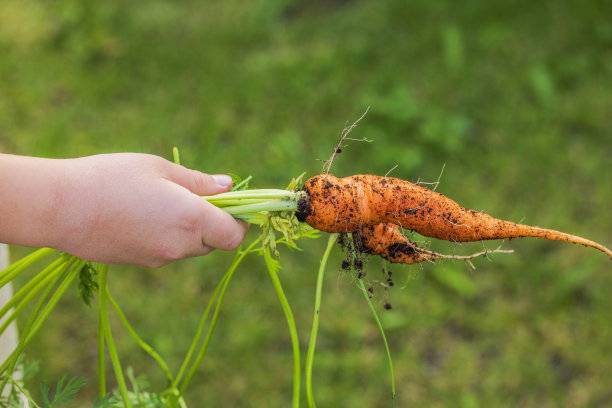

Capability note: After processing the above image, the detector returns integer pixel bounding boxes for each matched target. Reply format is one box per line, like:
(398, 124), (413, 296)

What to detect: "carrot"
(357, 223), (432, 264)
(296, 174), (612, 258)
(357, 223), (513, 265)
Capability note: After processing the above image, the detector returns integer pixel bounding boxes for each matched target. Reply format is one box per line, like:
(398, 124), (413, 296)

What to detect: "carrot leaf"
(39, 375), (87, 407)
(228, 173), (251, 191)
(77, 262), (98, 307)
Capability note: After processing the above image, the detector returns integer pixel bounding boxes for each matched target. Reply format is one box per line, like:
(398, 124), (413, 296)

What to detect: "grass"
(1, 0), (611, 406)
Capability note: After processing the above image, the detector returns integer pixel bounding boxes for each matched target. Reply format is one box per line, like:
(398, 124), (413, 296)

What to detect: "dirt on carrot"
(356, 222), (513, 265)
(295, 174), (612, 260)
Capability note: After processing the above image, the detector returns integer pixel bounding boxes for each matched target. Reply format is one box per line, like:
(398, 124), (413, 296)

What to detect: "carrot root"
(357, 223), (513, 267)
(297, 174), (612, 259)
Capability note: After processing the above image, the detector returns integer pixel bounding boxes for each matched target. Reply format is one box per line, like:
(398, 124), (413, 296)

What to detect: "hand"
(0, 153), (248, 267)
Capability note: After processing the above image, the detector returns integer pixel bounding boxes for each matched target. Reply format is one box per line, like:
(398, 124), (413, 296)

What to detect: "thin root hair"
(322, 107), (372, 174)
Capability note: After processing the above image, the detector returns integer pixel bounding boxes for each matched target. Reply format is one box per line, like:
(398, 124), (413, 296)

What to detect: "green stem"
(107, 290), (174, 384)
(231, 175), (252, 191)
(24, 259), (83, 344)
(203, 189), (299, 201)
(232, 213), (267, 224)
(223, 200), (298, 215)
(0, 256), (69, 336)
(178, 237), (262, 395)
(5, 374), (42, 408)
(97, 264), (106, 397)
(172, 274), (227, 389)
(172, 146), (181, 165)
(263, 247), (301, 408)
(0, 258), (73, 384)
(306, 233), (338, 408)
(207, 198), (287, 206)
(0, 248), (56, 288)
(202, 188), (303, 224)
(358, 278), (396, 405)
(99, 264), (132, 408)
(0, 260), (61, 320)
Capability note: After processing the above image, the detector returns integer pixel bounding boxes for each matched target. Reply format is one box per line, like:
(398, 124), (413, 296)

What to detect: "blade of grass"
(305, 233), (338, 408)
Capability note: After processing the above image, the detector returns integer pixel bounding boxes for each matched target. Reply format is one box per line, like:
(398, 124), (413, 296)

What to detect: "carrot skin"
(358, 223), (440, 264)
(298, 174), (612, 258)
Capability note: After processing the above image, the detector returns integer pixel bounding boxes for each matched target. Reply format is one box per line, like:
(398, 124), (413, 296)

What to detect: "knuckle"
(140, 153), (166, 170)
(179, 218), (199, 236)
(154, 243), (185, 264)
(191, 170), (211, 192)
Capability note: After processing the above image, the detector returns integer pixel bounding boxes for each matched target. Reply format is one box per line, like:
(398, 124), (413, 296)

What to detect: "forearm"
(0, 154), (68, 249)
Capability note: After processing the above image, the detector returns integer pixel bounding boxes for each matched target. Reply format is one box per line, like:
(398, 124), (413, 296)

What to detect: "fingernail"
(212, 174), (232, 188)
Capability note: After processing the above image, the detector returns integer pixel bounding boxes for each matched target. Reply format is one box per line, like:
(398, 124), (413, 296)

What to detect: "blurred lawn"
(1, 0), (611, 406)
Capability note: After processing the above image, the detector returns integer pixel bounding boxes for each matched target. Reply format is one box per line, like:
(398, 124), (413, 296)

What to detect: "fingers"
(152, 198), (248, 265)
(165, 162), (233, 196)
(196, 201), (249, 252)
(164, 163), (249, 251)
(155, 158), (248, 262)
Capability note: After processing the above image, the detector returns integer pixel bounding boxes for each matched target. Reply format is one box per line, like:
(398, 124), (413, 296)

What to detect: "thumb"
(166, 164), (233, 196)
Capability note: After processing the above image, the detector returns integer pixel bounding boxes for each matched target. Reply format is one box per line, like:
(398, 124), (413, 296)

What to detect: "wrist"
(46, 157), (104, 256)
(43, 158), (82, 252)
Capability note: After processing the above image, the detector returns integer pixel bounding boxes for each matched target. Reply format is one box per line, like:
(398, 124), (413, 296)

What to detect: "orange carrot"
(357, 223), (448, 264)
(296, 174), (612, 258)
(358, 223), (512, 264)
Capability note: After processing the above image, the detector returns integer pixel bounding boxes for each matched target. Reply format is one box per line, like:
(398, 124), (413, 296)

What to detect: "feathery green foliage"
(39, 375), (87, 407)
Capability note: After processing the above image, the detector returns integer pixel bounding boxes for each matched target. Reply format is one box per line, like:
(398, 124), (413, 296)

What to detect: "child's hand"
(0, 153), (248, 267)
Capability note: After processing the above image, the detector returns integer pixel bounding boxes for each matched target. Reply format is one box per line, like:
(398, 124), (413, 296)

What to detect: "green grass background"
(1, 0), (611, 406)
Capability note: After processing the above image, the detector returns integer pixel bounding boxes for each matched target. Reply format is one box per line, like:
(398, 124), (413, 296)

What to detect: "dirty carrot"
(295, 174), (612, 258)
(358, 223), (513, 265)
